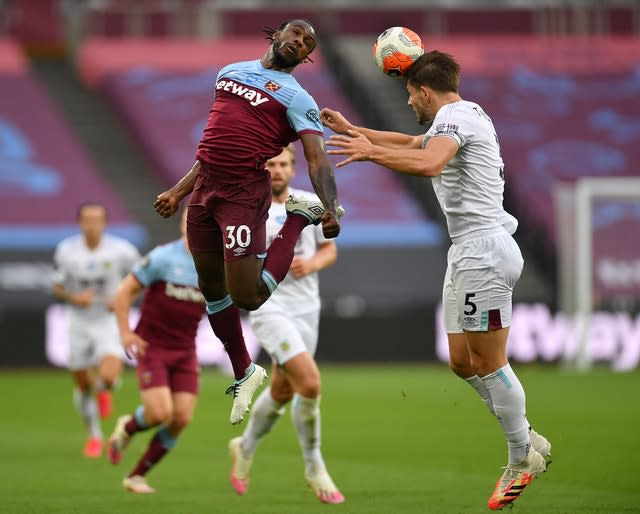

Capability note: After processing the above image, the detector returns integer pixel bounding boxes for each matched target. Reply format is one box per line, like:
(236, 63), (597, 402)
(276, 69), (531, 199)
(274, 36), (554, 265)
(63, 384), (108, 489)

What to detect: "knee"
(73, 373), (92, 391)
(294, 374), (321, 399)
(146, 404), (173, 426)
(100, 371), (119, 387)
(270, 381), (294, 404)
(449, 358), (474, 379)
(232, 294), (264, 312)
(100, 357), (122, 378)
(170, 409), (193, 432)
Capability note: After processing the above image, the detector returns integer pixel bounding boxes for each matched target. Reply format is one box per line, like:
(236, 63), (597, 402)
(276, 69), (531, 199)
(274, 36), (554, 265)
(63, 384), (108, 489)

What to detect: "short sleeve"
(431, 105), (466, 148)
(287, 91), (323, 136)
(132, 248), (161, 287)
(120, 242), (141, 276)
(51, 244), (66, 285)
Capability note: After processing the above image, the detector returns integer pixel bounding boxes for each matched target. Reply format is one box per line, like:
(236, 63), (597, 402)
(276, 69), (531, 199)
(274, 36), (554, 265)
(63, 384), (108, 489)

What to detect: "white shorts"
(249, 310), (319, 366)
(443, 228), (523, 334)
(68, 315), (122, 370)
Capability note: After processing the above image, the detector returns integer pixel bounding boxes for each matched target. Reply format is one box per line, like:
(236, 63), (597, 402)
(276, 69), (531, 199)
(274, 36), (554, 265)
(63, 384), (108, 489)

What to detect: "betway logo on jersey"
(216, 79), (269, 107)
(165, 282), (204, 303)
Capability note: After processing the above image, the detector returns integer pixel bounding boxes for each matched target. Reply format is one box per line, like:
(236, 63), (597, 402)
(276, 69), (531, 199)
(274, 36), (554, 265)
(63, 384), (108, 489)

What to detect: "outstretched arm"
(327, 132), (459, 177)
(321, 108), (422, 149)
(154, 161), (201, 218)
(300, 132), (341, 239)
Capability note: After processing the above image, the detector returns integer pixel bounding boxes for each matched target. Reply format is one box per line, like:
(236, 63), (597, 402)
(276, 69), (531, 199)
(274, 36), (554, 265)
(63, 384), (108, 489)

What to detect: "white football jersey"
(423, 100), (518, 240)
(52, 233), (140, 321)
(253, 188), (327, 316)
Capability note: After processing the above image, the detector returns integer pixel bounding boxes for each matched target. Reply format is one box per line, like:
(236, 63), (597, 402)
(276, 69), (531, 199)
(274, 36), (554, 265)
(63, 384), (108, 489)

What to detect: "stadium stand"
(0, 39), (147, 250)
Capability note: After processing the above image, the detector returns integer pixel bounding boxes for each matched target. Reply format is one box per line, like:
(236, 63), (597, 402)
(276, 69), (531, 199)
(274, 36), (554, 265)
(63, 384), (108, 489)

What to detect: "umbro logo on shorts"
(309, 205), (324, 215)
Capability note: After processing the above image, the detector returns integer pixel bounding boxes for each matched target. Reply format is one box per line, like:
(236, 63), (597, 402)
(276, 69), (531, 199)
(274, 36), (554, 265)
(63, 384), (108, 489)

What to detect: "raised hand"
(320, 108), (353, 135)
(154, 191), (181, 218)
(326, 130), (373, 167)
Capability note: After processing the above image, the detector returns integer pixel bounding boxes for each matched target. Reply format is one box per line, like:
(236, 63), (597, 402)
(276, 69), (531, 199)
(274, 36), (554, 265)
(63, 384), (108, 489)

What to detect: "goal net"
(555, 177), (640, 370)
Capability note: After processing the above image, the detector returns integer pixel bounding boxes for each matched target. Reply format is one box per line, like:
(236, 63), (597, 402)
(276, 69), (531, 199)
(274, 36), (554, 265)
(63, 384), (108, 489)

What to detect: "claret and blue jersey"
(132, 239), (204, 349)
(196, 60), (323, 173)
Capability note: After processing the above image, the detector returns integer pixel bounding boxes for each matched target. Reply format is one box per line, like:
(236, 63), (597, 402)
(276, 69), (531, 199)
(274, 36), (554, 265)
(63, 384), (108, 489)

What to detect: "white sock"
(241, 388), (285, 455)
(291, 394), (324, 473)
(73, 389), (102, 439)
(481, 364), (530, 465)
(465, 375), (495, 415)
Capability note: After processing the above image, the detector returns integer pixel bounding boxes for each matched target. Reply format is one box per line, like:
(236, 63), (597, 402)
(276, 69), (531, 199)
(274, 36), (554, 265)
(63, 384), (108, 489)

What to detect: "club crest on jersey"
(265, 80), (281, 92)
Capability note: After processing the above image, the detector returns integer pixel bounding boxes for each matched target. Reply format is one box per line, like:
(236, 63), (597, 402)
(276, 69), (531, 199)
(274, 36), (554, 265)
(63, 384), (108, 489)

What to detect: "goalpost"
(555, 177), (640, 370)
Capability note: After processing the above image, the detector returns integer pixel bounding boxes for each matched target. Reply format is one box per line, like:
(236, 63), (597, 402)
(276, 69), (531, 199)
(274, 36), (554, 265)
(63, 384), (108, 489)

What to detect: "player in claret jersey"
(107, 209), (205, 494)
(154, 19), (343, 425)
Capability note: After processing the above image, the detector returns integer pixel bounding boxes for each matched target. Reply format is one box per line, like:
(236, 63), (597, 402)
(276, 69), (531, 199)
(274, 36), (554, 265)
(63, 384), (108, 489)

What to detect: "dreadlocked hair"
(262, 22), (314, 64)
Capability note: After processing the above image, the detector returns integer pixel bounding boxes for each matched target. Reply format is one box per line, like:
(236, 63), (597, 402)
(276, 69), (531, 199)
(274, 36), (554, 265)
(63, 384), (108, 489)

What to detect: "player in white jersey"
(228, 145), (344, 504)
(322, 51), (551, 510)
(52, 203), (140, 458)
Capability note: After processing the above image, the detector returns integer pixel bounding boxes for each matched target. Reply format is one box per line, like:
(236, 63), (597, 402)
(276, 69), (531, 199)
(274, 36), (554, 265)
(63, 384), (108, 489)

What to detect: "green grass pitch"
(1, 364), (639, 514)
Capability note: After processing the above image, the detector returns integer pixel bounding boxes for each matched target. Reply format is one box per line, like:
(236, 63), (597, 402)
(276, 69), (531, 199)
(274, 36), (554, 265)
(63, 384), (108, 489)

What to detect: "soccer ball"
(372, 26), (424, 78)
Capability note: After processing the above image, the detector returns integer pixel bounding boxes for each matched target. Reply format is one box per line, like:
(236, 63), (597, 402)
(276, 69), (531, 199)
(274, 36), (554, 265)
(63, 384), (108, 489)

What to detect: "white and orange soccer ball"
(372, 26), (424, 78)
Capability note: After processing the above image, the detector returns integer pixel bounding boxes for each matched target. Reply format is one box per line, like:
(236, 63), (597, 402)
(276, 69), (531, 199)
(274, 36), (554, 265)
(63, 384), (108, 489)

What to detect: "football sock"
(125, 405), (151, 435)
(241, 388), (285, 455)
(465, 374), (496, 415)
(292, 394), (324, 472)
(73, 388), (102, 439)
(481, 364), (530, 465)
(262, 215), (308, 284)
(206, 297), (251, 380)
(128, 427), (177, 477)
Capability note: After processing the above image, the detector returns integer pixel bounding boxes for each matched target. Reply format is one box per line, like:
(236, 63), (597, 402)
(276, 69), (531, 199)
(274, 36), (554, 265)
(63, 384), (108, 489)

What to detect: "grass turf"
(1, 364), (638, 514)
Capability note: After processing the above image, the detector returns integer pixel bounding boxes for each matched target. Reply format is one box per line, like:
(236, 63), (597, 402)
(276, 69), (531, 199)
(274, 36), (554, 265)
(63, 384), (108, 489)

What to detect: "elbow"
(419, 162), (443, 177)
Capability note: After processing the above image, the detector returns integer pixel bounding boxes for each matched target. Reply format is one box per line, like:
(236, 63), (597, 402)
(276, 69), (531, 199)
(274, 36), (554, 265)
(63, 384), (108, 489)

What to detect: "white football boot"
(226, 363), (268, 425)
(107, 415), (132, 465)
(304, 464), (345, 504)
(122, 475), (155, 494)
(487, 448), (547, 510)
(285, 194), (344, 225)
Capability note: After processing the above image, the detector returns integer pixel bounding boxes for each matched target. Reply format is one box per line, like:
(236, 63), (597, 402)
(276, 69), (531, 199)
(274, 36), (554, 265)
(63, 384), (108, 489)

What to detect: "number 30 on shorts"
(225, 225), (251, 249)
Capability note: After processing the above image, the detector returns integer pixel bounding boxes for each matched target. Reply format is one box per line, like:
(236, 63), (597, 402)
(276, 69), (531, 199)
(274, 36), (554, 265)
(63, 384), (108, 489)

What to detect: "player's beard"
(271, 182), (288, 197)
(415, 107), (434, 127)
(272, 41), (300, 68)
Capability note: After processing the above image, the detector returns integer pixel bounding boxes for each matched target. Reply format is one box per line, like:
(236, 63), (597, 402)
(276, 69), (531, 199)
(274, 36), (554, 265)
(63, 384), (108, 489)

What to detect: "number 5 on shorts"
(464, 293), (477, 315)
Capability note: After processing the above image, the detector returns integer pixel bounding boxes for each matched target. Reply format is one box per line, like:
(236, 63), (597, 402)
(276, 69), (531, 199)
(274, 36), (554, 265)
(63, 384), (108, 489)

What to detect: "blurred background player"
(153, 19), (343, 425)
(322, 51), (551, 510)
(107, 208), (203, 494)
(51, 202), (140, 458)
(228, 145), (344, 504)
